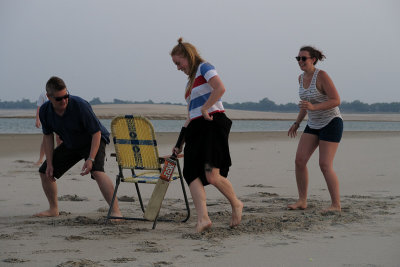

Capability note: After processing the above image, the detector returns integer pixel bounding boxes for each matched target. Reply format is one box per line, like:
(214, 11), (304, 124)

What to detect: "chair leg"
(135, 183), (145, 212)
(106, 175), (121, 224)
(152, 214), (158, 229)
(176, 161), (190, 222)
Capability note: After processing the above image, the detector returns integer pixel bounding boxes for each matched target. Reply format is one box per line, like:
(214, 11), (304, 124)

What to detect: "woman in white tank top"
(287, 46), (343, 212)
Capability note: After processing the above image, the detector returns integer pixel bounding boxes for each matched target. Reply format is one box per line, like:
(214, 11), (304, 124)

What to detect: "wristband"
(88, 157), (95, 163)
(293, 122), (300, 126)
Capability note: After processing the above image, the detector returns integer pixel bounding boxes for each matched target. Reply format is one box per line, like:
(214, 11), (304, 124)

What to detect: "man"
(35, 76), (122, 218)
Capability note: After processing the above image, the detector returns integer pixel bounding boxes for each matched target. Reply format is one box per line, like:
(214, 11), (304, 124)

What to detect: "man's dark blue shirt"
(39, 95), (109, 149)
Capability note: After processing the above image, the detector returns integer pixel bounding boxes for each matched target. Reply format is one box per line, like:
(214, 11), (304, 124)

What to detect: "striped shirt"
(299, 69), (342, 129)
(185, 62), (225, 120)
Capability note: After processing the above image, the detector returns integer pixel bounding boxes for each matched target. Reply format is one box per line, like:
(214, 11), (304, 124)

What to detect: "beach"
(0, 107), (399, 266)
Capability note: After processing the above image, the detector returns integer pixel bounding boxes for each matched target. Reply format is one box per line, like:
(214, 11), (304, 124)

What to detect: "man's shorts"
(39, 139), (107, 179)
(304, 117), (343, 143)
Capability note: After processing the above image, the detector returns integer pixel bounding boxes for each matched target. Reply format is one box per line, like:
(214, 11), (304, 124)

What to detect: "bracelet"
(88, 157), (95, 163)
(293, 122), (300, 126)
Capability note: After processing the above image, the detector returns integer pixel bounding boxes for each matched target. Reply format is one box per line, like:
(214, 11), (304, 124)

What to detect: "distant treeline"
(1, 97), (399, 113)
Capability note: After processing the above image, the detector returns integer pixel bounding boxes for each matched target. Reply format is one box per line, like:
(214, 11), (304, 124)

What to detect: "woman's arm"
(300, 70), (340, 111)
(200, 75), (226, 121)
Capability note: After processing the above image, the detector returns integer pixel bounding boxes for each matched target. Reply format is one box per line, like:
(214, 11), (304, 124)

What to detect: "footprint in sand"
(58, 194), (88, 201)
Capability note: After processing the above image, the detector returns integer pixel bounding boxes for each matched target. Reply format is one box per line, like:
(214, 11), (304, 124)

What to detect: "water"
(1, 118), (400, 134)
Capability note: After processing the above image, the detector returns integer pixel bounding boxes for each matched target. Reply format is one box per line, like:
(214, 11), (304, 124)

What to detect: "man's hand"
(80, 159), (93, 176)
(46, 165), (56, 181)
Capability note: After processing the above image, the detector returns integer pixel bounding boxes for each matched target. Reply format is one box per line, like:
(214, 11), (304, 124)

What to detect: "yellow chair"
(106, 115), (190, 228)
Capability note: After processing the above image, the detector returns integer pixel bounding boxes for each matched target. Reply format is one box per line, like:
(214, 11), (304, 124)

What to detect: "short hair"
(46, 76), (67, 95)
(299, 46), (326, 65)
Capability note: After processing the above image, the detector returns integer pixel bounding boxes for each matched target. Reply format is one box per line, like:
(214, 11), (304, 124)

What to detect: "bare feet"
(34, 160), (43, 166)
(321, 205), (341, 213)
(33, 209), (59, 217)
(287, 200), (307, 210)
(230, 200), (243, 228)
(109, 211), (123, 222)
(196, 220), (212, 233)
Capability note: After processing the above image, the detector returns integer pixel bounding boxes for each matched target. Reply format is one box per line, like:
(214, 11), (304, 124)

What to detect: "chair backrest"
(111, 116), (161, 170)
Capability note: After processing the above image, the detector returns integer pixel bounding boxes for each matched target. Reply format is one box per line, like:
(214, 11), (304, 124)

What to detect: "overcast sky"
(1, 0), (399, 104)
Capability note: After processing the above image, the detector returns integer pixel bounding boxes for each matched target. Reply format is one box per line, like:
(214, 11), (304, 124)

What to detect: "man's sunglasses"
(52, 93), (70, 102)
(296, 56), (312, 62)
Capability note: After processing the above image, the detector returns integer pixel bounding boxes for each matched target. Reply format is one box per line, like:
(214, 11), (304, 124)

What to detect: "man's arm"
(43, 133), (55, 180)
(81, 131), (101, 176)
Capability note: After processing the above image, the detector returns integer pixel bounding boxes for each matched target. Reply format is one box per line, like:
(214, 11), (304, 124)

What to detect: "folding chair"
(106, 115), (190, 229)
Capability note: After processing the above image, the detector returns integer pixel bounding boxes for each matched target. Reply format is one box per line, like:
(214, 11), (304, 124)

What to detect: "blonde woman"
(170, 38), (243, 232)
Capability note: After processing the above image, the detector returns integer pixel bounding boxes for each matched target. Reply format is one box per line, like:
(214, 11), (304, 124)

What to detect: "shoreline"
(1, 104), (400, 121)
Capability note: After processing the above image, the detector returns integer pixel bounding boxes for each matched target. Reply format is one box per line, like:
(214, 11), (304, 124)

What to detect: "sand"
(0, 106), (399, 266)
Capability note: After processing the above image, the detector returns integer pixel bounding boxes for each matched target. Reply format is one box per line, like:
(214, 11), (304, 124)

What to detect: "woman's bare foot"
(196, 220), (212, 233)
(321, 205), (341, 213)
(287, 200), (307, 210)
(34, 160), (43, 166)
(33, 209), (59, 217)
(230, 200), (243, 228)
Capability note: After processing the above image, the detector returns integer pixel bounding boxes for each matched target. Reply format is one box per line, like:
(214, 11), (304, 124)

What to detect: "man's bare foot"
(33, 209), (59, 217)
(230, 200), (243, 228)
(196, 220), (212, 233)
(287, 200), (307, 210)
(109, 211), (123, 222)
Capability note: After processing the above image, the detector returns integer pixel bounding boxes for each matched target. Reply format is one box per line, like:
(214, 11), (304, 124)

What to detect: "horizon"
(1, 96), (399, 106)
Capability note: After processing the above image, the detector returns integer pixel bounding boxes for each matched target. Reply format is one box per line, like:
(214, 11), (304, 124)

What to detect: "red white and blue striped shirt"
(185, 62), (225, 120)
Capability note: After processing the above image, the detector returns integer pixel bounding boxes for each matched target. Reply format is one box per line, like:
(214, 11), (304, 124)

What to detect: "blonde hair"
(170, 37), (205, 95)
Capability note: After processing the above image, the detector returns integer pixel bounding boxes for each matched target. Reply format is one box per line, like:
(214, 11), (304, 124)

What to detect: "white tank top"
(299, 69), (342, 129)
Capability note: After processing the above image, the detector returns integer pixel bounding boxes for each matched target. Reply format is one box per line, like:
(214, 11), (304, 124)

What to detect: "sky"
(1, 0), (399, 105)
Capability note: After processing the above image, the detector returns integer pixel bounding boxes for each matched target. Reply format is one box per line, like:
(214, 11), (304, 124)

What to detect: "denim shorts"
(39, 139), (107, 179)
(304, 117), (343, 143)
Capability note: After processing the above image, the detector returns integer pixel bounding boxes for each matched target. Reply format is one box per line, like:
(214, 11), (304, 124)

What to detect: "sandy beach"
(0, 107), (399, 266)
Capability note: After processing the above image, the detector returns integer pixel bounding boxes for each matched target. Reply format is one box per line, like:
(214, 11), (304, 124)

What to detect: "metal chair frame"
(106, 115), (190, 229)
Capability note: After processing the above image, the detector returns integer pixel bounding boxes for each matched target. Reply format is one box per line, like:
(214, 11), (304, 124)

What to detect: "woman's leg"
(318, 140), (341, 211)
(189, 178), (212, 232)
(205, 167), (243, 228)
(288, 133), (319, 210)
(35, 139), (45, 166)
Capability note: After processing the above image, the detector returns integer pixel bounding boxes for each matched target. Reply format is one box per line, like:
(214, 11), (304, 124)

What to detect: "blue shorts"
(304, 117), (343, 143)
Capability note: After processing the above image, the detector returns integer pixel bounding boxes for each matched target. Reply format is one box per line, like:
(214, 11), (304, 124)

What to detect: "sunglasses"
(52, 93), (70, 102)
(295, 56), (312, 62)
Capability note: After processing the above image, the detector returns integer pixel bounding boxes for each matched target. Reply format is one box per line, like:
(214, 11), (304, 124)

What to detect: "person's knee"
(205, 165), (219, 185)
(91, 170), (105, 181)
(319, 160), (332, 174)
(295, 156), (307, 169)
